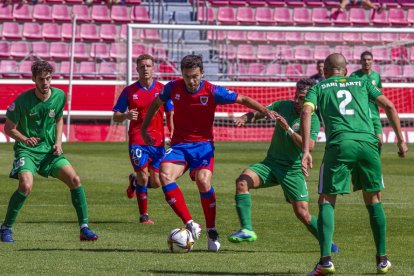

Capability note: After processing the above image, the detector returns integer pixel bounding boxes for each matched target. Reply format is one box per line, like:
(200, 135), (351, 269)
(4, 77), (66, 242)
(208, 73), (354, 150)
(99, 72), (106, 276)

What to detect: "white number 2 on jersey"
(337, 90), (354, 115)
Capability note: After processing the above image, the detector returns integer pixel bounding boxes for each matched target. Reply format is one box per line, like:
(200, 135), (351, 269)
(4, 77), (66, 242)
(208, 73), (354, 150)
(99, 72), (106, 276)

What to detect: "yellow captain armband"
(303, 102), (315, 112)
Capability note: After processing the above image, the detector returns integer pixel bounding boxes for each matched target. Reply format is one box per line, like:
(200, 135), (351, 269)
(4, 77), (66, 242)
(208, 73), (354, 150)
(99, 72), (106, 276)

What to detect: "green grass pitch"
(0, 142), (413, 275)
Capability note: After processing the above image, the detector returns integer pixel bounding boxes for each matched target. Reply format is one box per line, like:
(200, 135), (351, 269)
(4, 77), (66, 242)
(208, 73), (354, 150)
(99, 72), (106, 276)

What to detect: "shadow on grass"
(146, 270), (302, 275)
(19, 220), (128, 224)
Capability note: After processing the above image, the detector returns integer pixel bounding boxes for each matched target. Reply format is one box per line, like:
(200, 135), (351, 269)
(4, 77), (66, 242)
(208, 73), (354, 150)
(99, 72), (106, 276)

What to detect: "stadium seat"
(231, 63), (248, 81)
(91, 5), (111, 23)
(391, 46), (408, 62)
(43, 23), (61, 40)
(100, 24), (118, 41)
(50, 42), (70, 60)
(381, 64), (401, 81)
(266, 31), (286, 42)
(90, 42), (110, 60)
(62, 23), (81, 40)
(274, 7), (293, 25)
(10, 41), (30, 58)
(266, 0), (285, 6)
(372, 9), (389, 26)
(74, 42), (90, 60)
(304, 32), (323, 43)
(255, 7), (274, 24)
(0, 4), (13, 20)
(0, 60), (19, 78)
(372, 63), (381, 74)
(305, 0), (324, 6)
(324, 0), (340, 6)
(131, 6), (151, 23)
(198, 7), (215, 24)
(257, 45), (275, 61)
(323, 32), (342, 43)
(371, 47), (390, 62)
(99, 61), (118, 80)
(18, 60), (33, 78)
(399, 0), (414, 8)
(208, 0), (229, 5)
(294, 46), (314, 61)
(2, 22), (21, 39)
(407, 9), (414, 25)
(331, 9), (351, 25)
(237, 7), (255, 24)
(0, 41), (11, 58)
(79, 61), (97, 79)
(247, 63), (266, 81)
(285, 63), (304, 80)
(400, 33), (414, 42)
(305, 62), (317, 76)
(23, 22), (42, 40)
(293, 7), (312, 25)
(207, 30), (226, 41)
(381, 33), (398, 43)
(285, 32), (303, 42)
(286, 0), (305, 6)
(227, 31), (247, 42)
(352, 45), (371, 62)
(246, 0), (267, 6)
(57, 61), (80, 79)
(52, 4), (71, 22)
(229, 0), (246, 6)
(141, 29), (161, 42)
(275, 45), (294, 61)
(32, 41), (50, 60)
(80, 23), (100, 41)
(347, 63), (360, 74)
(111, 6), (130, 23)
(65, 0), (83, 3)
(349, 8), (370, 25)
(110, 43), (127, 60)
(378, 0), (399, 8)
(33, 4), (52, 21)
(125, 0), (142, 4)
(13, 4), (31, 21)
(362, 33), (381, 44)
(388, 8), (409, 26)
(217, 7), (237, 24)
(133, 43), (147, 57)
(342, 32), (362, 44)
(119, 24), (140, 41)
(247, 31), (267, 43)
(265, 63), (284, 80)
(151, 45), (168, 60)
(314, 45), (331, 60)
(237, 44), (255, 61)
(334, 45), (352, 61)
(72, 5), (91, 22)
(218, 44), (236, 60)
(159, 62), (178, 80)
(311, 7), (331, 25)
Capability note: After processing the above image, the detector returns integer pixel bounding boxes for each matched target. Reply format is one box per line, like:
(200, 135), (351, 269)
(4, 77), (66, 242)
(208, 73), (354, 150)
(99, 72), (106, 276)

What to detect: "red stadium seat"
(125, 0), (142, 4)
(131, 6), (151, 23)
(227, 31), (247, 42)
(110, 43), (126, 60)
(18, 60), (33, 78)
(247, 31), (267, 43)
(72, 5), (91, 22)
(90, 42), (110, 60)
(33, 4), (52, 21)
(141, 29), (161, 42)
(372, 9), (389, 26)
(100, 24), (118, 41)
(285, 63), (304, 80)
(91, 5), (111, 23)
(294, 46), (314, 61)
(388, 8), (408, 26)
(314, 45), (331, 60)
(0, 60), (19, 78)
(391, 46), (408, 62)
(311, 7), (331, 25)
(237, 7), (255, 24)
(275, 45), (294, 61)
(274, 7), (293, 25)
(80, 23), (100, 41)
(266, 31), (286, 42)
(50, 42), (70, 60)
(217, 7), (237, 24)
(257, 45), (275, 61)
(371, 47), (390, 62)
(79, 61), (97, 79)
(111, 5), (130, 23)
(52, 4), (71, 22)
(334, 45), (352, 61)
(99, 62), (118, 80)
(349, 8), (370, 25)
(231, 63), (248, 81)
(13, 4), (31, 21)
(255, 7), (274, 25)
(159, 62), (178, 80)
(0, 4), (13, 20)
(237, 44), (255, 61)
(305, 62), (317, 77)
(293, 7), (312, 25)
(0, 41), (11, 58)
(407, 9), (414, 25)
(43, 23), (61, 40)
(347, 63), (360, 74)
(32, 41), (50, 60)
(247, 63), (266, 81)
(23, 22), (42, 40)
(304, 32), (323, 43)
(265, 63), (283, 80)
(74, 42), (90, 60)
(10, 41), (30, 58)
(198, 7), (215, 24)
(2, 22), (21, 39)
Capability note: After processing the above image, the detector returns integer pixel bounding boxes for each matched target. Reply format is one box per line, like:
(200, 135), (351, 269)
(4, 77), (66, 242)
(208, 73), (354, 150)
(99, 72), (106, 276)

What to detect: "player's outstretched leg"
(207, 229), (220, 252)
(185, 220), (202, 240)
(377, 255), (392, 274)
(0, 225), (14, 242)
(80, 226), (98, 241)
(228, 228), (257, 243)
(307, 257), (335, 276)
(127, 173), (137, 199)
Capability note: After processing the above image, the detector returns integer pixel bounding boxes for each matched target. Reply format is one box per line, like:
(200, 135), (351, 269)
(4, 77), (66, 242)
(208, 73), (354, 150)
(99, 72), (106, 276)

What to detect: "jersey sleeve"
(377, 74), (383, 89)
(349, 72), (356, 78)
(309, 113), (321, 141)
(366, 81), (383, 102)
(112, 88), (129, 113)
(159, 81), (173, 102)
(5, 100), (20, 125)
(304, 85), (317, 111)
(56, 92), (65, 118)
(212, 85), (238, 104)
(164, 99), (174, 113)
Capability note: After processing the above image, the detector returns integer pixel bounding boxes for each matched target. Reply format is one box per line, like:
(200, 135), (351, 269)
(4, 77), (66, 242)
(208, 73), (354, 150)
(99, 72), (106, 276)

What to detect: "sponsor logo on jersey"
(133, 94), (138, 100)
(7, 102), (15, 112)
(292, 122), (300, 132)
(200, 96), (209, 105)
(372, 80), (376, 85)
(175, 94), (181, 100)
(49, 109), (55, 118)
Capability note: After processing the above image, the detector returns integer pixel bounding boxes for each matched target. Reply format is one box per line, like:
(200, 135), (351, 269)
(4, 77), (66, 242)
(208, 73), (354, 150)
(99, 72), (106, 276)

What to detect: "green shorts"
(9, 150), (70, 179)
(320, 140), (383, 195)
(248, 159), (309, 202)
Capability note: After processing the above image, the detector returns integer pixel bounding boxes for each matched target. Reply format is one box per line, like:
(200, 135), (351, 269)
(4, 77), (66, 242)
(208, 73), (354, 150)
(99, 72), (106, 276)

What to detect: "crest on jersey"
(155, 93), (159, 98)
(7, 102), (15, 112)
(200, 96), (209, 105)
(292, 122), (300, 132)
(133, 94), (138, 100)
(372, 80), (376, 86)
(175, 94), (181, 100)
(49, 109), (55, 118)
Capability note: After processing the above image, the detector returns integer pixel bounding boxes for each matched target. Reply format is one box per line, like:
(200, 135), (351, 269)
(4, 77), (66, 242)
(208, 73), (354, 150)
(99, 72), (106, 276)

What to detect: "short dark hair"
(296, 78), (316, 90)
(136, 54), (154, 65)
(360, 51), (373, 60)
(31, 60), (53, 77)
(180, 55), (203, 72)
(317, 60), (324, 65)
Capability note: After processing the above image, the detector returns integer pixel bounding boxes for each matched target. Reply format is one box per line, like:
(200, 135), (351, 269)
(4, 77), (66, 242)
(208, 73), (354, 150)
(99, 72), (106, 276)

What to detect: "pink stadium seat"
(91, 5), (111, 23)
(255, 7), (274, 25)
(314, 45), (331, 60)
(399, 0), (414, 8)
(80, 23), (100, 41)
(407, 9), (414, 25)
(372, 9), (389, 26)
(229, 0), (246, 5)
(198, 7), (215, 24)
(13, 4), (31, 21)
(19, 60), (33, 78)
(305, 0), (324, 6)
(266, 0), (285, 6)
(217, 7), (237, 24)
(246, 0), (267, 6)
(62, 23), (81, 41)
(247, 31), (267, 43)
(293, 7), (312, 25)
(42, 23), (61, 40)
(324, 0), (340, 6)
(266, 31), (286, 42)
(119, 24), (141, 41)
(52, 5), (71, 22)
(231, 63), (248, 81)
(111, 5), (130, 23)
(285, 64), (304, 80)
(352, 46), (371, 62)
(72, 5), (91, 22)
(100, 24), (118, 41)
(311, 7), (331, 25)
(306, 62), (317, 76)
(388, 8), (409, 26)
(349, 8), (370, 25)
(209, 0), (229, 5)
(99, 62), (118, 80)
(381, 33), (398, 43)
(331, 9), (351, 25)
(57, 61), (80, 79)
(237, 44), (255, 61)
(237, 7), (255, 24)
(294, 46), (314, 61)
(381, 64), (401, 81)
(125, 0), (142, 4)
(274, 7), (293, 25)
(347, 63), (360, 74)
(219, 44), (236, 60)
(0, 60), (18, 78)
(372, 64), (381, 74)
(0, 4), (13, 20)
(257, 45), (275, 61)
(342, 32), (362, 43)
(23, 22), (42, 40)
(227, 31), (247, 42)
(110, 43), (126, 59)
(265, 63), (284, 80)
(400, 33), (414, 42)
(391, 46), (408, 62)
(131, 6), (151, 23)
(304, 32), (323, 43)
(286, 0), (305, 6)
(285, 32), (303, 42)
(404, 65), (414, 79)
(133, 43), (147, 57)
(371, 47), (390, 62)
(33, 4), (52, 21)
(141, 29), (161, 42)
(323, 32), (342, 43)
(79, 61), (97, 79)
(207, 30), (226, 41)
(2, 22), (21, 39)
(50, 42), (69, 60)
(379, 0), (399, 8)
(90, 42), (110, 60)
(74, 42), (90, 60)
(65, 0), (83, 3)
(32, 41), (50, 60)
(363, 33), (381, 44)
(334, 45), (352, 61)
(10, 41), (30, 58)
(247, 63), (266, 81)
(0, 41), (11, 57)
(275, 45), (294, 61)
(151, 45), (168, 60)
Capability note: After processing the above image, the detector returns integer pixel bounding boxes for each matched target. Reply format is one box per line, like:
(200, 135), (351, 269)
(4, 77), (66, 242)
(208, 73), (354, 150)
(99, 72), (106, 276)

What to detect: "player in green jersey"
(227, 79), (337, 252)
(1, 60), (98, 242)
(301, 54), (407, 275)
(350, 51), (383, 147)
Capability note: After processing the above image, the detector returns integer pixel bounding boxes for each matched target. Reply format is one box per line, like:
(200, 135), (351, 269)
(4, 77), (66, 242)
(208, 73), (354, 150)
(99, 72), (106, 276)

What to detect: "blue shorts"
(162, 142), (215, 181)
(129, 145), (165, 172)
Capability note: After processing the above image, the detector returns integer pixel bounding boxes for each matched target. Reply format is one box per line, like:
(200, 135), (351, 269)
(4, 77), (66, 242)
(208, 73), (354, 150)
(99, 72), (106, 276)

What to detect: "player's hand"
(301, 152), (313, 177)
(142, 131), (154, 145)
(23, 137), (40, 147)
(53, 144), (63, 156)
(275, 114), (289, 130)
(234, 116), (247, 126)
(128, 109), (138, 121)
(397, 141), (408, 158)
(263, 110), (278, 120)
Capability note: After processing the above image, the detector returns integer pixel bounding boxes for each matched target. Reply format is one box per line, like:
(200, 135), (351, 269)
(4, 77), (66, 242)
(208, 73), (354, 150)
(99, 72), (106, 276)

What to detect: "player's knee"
(151, 178), (162, 189)
(235, 177), (249, 194)
(71, 175), (81, 188)
(159, 171), (174, 185)
(18, 175), (33, 195)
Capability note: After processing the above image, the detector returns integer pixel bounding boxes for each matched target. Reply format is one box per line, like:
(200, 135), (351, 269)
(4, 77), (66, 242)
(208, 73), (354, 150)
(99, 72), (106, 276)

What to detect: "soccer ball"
(167, 228), (194, 253)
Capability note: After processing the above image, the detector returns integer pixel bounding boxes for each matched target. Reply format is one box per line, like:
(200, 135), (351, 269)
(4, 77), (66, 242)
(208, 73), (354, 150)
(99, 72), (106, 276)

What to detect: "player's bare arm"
(53, 116), (64, 156)
(300, 104), (313, 176)
(141, 95), (164, 145)
(375, 95), (408, 157)
(4, 118), (40, 147)
(275, 114), (315, 151)
(235, 95), (277, 120)
(112, 108), (138, 123)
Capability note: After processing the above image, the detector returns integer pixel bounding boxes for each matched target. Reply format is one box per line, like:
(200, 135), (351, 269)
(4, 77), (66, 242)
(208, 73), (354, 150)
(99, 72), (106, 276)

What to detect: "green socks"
(306, 215), (319, 240)
(318, 203), (335, 257)
(4, 190), (28, 228)
(235, 193), (253, 231)
(367, 202), (387, 256)
(71, 186), (89, 226)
